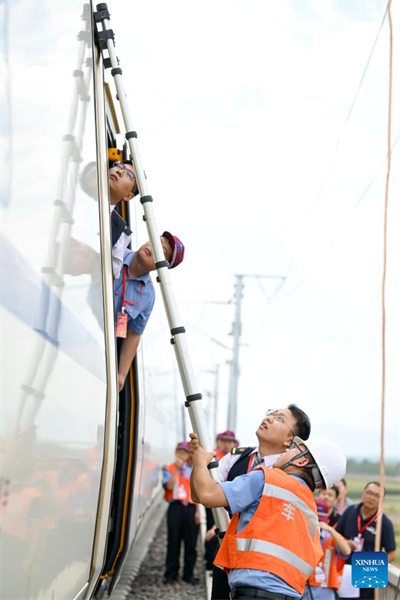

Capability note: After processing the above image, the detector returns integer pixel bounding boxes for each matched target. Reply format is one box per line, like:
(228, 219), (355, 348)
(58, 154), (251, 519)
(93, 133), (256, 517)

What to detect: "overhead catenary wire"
(271, 4), (390, 304)
(270, 128), (399, 308)
(237, 277), (281, 346)
(274, 129), (399, 307)
(314, 5), (389, 210)
(186, 323), (232, 352)
(356, 132), (399, 207)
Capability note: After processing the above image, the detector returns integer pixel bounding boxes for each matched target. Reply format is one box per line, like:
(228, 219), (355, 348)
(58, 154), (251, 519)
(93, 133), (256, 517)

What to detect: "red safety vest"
(215, 449), (225, 461)
(214, 468), (323, 594)
(164, 463), (192, 504)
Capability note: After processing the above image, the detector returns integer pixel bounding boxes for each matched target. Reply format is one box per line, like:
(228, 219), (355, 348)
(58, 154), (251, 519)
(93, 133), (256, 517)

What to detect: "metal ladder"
(93, 2), (230, 537)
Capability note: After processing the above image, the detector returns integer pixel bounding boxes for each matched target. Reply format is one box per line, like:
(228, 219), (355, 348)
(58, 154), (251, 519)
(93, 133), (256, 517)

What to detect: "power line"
(314, 5), (389, 208)
(271, 4), (390, 304)
(182, 298), (232, 330)
(356, 132), (399, 207)
(186, 323), (231, 352)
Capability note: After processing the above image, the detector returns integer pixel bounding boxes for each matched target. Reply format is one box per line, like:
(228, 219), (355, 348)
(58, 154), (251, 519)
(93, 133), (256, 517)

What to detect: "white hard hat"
(294, 436), (347, 489)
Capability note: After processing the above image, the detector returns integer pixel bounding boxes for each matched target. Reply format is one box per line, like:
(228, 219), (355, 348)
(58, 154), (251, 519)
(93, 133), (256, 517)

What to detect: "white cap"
(295, 436), (347, 489)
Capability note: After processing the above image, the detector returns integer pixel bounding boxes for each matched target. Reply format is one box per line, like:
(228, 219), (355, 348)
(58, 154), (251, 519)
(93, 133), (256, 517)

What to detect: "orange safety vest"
(308, 530), (344, 590)
(164, 463), (192, 504)
(215, 449), (226, 461)
(214, 468), (323, 594)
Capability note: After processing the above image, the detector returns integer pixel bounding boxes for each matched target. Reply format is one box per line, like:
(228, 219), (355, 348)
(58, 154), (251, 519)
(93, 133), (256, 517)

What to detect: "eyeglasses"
(288, 440), (312, 464)
(289, 440), (303, 453)
(265, 409), (296, 438)
(364, 490), (380, 500)
(112, 161), (136, 182)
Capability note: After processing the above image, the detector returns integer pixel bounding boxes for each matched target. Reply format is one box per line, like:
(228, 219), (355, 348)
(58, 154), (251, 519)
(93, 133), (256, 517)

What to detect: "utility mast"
(227, 274), (285, 432)
(227, 275), (244, 430)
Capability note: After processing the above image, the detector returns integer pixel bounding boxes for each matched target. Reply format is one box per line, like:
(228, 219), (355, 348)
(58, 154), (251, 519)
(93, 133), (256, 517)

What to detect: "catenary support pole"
(227, 274), (285, 432)
(94, 3), (230, 536)
(227, 275), (243, 431)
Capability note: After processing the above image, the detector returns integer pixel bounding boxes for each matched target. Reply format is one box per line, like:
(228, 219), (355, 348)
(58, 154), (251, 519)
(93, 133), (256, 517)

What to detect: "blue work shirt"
(220, 470), (308, 598)
(114, 250), (155, 335)
(302, 587), (335, 600)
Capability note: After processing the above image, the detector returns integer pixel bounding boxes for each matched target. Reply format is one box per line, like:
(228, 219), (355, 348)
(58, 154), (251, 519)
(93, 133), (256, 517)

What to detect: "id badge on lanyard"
(177, 484), (187, 501)
(116, 259), (143, 338)
(116, 311), (128, 338)
(353, 535), (364, 553)
(354, 512), (378, 552)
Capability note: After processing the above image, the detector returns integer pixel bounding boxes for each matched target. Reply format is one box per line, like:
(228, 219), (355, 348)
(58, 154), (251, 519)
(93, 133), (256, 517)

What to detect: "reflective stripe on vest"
(323, 547), (334, 587)
(263, 483), (319, 530)
(308, 534), (340, 589)
(237, 538), (314, 577)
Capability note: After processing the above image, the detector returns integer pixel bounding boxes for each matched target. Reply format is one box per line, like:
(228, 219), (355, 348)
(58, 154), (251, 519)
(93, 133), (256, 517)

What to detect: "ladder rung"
(94, 7), (110, 22)
(171, 327), (186, 335)
(97, 29), (114, 49)
(186, 393), (203, 403)
(208, 462), (219, 470)
(21, 385), (45, 400)
(155, 260), (169, 269)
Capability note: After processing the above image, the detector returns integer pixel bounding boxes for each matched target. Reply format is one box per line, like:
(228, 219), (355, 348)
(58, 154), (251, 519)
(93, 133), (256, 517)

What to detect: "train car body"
(0, 2), (183, 598)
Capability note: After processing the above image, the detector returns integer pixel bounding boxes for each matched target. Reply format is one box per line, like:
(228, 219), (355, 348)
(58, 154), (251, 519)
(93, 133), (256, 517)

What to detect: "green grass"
(345, 475), (400, 567)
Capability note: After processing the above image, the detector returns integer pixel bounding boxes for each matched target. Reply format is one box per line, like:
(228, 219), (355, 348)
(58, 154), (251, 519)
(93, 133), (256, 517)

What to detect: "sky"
(105, 0), (400, 459)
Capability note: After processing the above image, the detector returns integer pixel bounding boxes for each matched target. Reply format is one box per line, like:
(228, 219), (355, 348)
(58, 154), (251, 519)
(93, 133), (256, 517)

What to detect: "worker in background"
(205, 430), (240, 569)
(335, 478), (353, 515)
(215, 430), (239, 460)
(190, 434), (346, 600)
(336, 481), (396, 600)
(192, 404), (311, 599)
(162, 442), (200, 588)
(215, 436), (225, 461)
(325, 485), (340, 527)
(115, 232), (185, 391)
(317, 488), (329, 503)
(303, 500), (351, 600)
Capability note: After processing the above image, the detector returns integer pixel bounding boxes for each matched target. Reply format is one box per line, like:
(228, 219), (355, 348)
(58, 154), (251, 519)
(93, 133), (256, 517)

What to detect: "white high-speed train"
(0, 2), (186, 598)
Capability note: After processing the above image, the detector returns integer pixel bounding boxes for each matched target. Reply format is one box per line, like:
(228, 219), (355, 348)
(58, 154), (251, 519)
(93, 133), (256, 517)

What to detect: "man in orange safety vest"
(190, 434), (346, 600)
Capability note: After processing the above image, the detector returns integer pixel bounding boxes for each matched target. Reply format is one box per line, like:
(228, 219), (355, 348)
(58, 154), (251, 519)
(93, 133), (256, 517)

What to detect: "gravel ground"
(128, 514), (207, 600)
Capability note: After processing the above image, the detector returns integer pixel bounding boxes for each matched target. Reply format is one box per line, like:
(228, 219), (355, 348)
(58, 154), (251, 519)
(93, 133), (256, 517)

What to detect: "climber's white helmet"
(292, 436), (347, 489)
